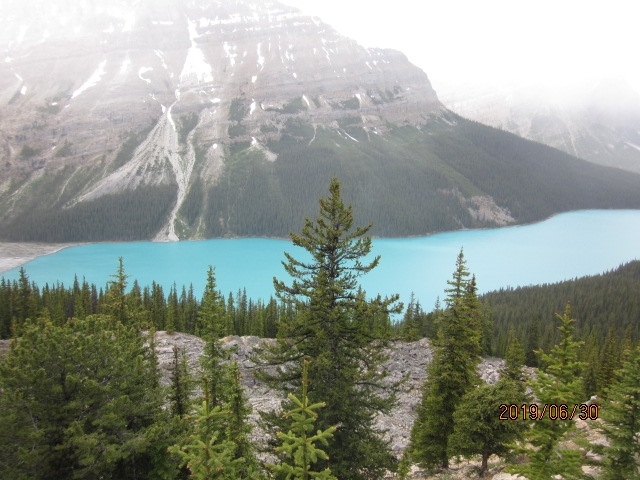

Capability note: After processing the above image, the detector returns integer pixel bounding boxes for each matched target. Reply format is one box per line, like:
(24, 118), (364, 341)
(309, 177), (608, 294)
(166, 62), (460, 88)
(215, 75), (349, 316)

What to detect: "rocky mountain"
(2, 0), (640, 242)
(439, 78), (640, 173)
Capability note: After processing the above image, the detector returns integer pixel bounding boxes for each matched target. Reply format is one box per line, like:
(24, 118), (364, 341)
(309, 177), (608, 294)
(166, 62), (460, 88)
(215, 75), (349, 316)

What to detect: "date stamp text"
(499, 403), (599, 421)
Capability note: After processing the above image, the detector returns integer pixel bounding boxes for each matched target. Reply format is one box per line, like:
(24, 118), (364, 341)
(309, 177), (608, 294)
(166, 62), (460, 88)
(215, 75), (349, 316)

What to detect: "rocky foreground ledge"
(153, 333), (505, 456)
(153, 333), (605, 479)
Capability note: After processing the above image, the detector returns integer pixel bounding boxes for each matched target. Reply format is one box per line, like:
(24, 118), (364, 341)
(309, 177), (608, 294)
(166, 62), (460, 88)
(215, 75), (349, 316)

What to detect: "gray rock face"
(154, 332), (505, 456)
(0, 0), (442, 235)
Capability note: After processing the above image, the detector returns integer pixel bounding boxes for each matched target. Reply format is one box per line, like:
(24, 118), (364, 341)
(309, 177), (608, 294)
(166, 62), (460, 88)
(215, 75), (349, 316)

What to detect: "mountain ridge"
(2, 0), (640, 242)
(439, 77), (640, 173)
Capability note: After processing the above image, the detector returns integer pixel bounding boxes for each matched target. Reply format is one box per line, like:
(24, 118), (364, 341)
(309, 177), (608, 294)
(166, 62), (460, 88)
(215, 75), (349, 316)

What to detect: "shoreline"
(1, 208), (636, 275)
(0, 242), (87, 274)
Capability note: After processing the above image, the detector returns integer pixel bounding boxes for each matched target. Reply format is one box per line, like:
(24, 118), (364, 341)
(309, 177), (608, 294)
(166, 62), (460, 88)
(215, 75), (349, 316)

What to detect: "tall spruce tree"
(221, 360), (261, 478)
(169, 345), (194, 419)
(197, 266), (226, 341)
(103, 257), (130, 325)
(599, 345), (640, 480)
(257, 177), (402, 480)
(509, 303), (586, 480)
(448, 332), (528, 476)
(408, 249), (485, 469)
(195, 266), (260, 476)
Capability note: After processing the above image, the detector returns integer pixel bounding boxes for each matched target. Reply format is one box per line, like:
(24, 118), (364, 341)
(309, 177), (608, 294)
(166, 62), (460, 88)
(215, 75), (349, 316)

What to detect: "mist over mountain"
(2, 0), (640, 242)
(439, 77), (640, 173)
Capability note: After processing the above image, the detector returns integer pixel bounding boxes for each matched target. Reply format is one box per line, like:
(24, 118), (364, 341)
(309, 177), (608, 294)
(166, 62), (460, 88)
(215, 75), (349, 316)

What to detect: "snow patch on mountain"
(180, 19), (213, 84)
(71, 60), (107, 99)
(122, 12), (135, 32)
(154, 50), (169, 71)
(223, 42), (237, 66)
(119, 57), (131, 75)
(138, 67), (153, 84)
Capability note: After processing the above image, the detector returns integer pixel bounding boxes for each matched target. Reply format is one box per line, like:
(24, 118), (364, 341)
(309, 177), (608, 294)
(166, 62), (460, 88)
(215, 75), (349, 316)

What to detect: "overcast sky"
(285, 0), (640, 96)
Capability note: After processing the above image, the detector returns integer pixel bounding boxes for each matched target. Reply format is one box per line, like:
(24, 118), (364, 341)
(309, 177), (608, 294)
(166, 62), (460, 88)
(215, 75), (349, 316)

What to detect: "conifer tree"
(11, 267), (35, 335)
(448, 380), (526, 476)
(509, 303), (586, 480)
(257, 177), (402, 480)
(268, 359), (337, 480)
(448, 332), (528, 476)
(408, 249), (485, 469)
(598, 327), (621, 395)
(0, 314), (167, 479)
(197, 266), (226, 340)
(197, 266), (232, 418)
(503, 328), (526, 382)
(103, 256), (130, 324)
(169, 380), (243, 479)
(401, 292), (421, 341)
(221, 360), (260, 477)
(599, 345), (640, 480)
(166, 283), (180, 333)
(169, 345), (193, 419)
(525, 315), (541, 367)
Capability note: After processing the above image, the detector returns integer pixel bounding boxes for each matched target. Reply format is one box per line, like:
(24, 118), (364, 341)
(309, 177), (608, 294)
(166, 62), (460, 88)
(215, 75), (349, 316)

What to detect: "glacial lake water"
(2, 210), (640, 310)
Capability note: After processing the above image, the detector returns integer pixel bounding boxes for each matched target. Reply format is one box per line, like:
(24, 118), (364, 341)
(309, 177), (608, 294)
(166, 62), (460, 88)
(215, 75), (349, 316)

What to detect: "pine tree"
(169, 345), (193, 419)
(503, 328), (526, 383)
(257, 177), (402, 480)
(448, 332), (528, 476)
(169, 379), (243, 480)
(11, 267), (35, 335)
(509, 303), (586, 480)
(197, 266), (226, 341)
(221, 360), (260, 477)
(599, 345), (640, 480)
(408, 249), (484, 469)
(267, 359), (337, 480)
(525, 315), (541, 367)
(103, 257), (130, 324)
(0, 314), (167, 479)
(166, 283), (180, 333)
(401, 292), (421, 341)
(448, 380), (527, 476)
(598, 327), (621, 395)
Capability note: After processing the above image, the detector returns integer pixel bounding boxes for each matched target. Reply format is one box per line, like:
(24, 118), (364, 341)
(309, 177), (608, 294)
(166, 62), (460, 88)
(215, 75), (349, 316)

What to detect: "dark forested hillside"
(5, 112), (640, 242)
(188, 112), (640, 239)
(2, 185), (177, 242)
(482, 260), (640, 350)
(481, 260), (640, 396)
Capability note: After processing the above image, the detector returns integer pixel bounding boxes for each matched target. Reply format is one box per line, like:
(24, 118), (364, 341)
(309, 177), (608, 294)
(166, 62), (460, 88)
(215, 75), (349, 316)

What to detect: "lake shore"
(0, 242), (86, 274)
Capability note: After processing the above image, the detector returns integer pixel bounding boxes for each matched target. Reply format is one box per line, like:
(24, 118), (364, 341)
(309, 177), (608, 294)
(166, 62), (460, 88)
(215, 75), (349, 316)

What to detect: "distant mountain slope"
(440, 78), (640, 173)
(2, 0), (640, 241)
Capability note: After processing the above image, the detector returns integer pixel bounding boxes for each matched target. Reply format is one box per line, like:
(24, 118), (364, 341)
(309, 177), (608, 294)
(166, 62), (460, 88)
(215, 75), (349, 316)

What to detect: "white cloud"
(285, 0), (640, 95)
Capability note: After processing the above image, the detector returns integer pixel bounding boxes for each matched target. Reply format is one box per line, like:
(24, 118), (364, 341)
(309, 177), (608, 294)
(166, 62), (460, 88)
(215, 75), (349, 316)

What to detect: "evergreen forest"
(1, 179), (639, 479)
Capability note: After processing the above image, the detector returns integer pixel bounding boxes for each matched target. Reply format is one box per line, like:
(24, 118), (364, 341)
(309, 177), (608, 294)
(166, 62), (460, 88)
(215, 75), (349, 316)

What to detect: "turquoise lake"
(2, 210), (640, 310)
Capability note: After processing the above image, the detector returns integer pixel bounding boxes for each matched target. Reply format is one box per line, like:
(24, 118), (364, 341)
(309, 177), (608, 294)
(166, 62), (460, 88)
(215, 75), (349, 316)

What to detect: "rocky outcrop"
(153, 332), (505, 457)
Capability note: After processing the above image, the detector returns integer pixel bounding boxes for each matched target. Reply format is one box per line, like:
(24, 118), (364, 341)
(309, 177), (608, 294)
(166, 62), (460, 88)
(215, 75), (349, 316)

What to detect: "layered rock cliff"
(0, 0), (442, 240)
